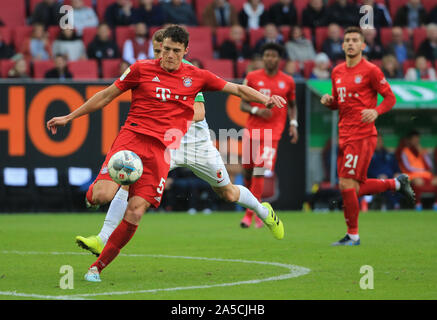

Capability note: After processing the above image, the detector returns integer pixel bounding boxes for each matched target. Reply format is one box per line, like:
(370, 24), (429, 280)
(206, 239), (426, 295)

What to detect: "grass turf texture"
(0, 211), (436, 300)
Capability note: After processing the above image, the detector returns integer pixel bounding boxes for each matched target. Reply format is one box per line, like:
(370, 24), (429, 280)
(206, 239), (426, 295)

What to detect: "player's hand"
(289, 125), (298, 144)
(320, 94), (334, 106)
(46, 115), (70, 135)
(265, 95), (286, 109)
(361, 109), (378, 123)
(256, 108), (272, 119)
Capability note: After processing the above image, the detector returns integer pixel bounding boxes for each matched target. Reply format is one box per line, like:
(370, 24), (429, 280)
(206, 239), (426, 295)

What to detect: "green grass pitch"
(0, 211), (436, 300)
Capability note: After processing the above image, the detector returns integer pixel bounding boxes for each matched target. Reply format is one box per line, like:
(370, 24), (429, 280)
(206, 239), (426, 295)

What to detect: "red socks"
(358, 179), (396, 197)
(91, 219), (138, 272)
(244, 175), (264, 219)
(341, 188), (360, 235)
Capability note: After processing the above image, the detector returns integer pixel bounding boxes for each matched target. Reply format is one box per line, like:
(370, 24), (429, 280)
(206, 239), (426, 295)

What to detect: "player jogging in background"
(320, 26), (415, 246)
(47, 26), (286, 282)
(75, 29), (284, 258)
(239, 43), (298, 229)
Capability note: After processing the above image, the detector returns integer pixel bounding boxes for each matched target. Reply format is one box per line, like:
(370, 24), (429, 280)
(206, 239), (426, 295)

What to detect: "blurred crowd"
(1, 0), (437, 79)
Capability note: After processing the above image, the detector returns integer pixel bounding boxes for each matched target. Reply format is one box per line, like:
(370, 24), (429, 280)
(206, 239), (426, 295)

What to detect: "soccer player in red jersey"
(239, 43), (298, 229)
(320, 27), (415, 246)
(47, 26), (286, 281)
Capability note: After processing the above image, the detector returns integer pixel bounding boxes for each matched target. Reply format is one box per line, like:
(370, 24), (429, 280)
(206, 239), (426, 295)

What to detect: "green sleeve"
(182, 59), (205, 103)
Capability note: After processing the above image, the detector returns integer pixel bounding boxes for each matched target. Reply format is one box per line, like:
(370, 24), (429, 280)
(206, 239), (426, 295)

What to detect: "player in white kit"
(75, 29), (283, 256)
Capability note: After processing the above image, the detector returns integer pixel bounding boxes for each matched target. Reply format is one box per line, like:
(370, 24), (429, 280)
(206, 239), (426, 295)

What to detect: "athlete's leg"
(339, 177), (361, 239)
(86, 179), (119, 206)
(241, 167), (255, 225)
(212, 183), (269, 220)
(90, 196), (149, 273)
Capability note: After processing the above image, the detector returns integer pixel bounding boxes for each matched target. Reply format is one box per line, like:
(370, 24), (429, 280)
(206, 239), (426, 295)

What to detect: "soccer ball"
(108, 150), (143, 185)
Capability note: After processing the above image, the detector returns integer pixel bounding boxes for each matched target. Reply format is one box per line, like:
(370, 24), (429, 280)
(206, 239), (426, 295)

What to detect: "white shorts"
(169, 139), (231, 188)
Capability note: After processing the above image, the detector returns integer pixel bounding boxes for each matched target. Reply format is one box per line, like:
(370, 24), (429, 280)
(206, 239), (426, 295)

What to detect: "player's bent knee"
(92, 188), (116, 204)
(213, 185), (238, 203)
(124, 196), (150, 224)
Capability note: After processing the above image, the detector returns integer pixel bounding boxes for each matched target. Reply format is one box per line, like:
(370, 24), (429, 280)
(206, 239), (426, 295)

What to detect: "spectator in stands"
(285, 25), (316, 62)
(325, 0), (360, 28)
(428, 4), (437, 24)
(283, 59), (303, 79)
(202, 0), (238, 30)
(122, 22), (149, 64)
(44, 54), (73, 79)
(405, 55), (436, 80)
(0, 19), (3, 26)
(367, 135), (402, 210)
(381, 54), (403, 79)
(133, 0), (165, 27)
(360, 0), (392, 29)
(393, 0), (427, 30)
(21, 23), (51, 61)
(383, 26), (415, 65)
(0, 31), (15, 59)
(310, 52), (330, 79)
(321, 23), (344, 63)
(52, 28), (86, 61)
(31, 0), (62, 27)
(189, 58), (204, 69)
(362, 28), (383, 61)
(71, 0), (99, 37)
(162, 0), (198, 26)
(238, 0), (269, 30)
(253, 23), (284, 54)
(218, 24), (252, 60)
(302, 0), (328, 29)
(119, 60), (130, 76)
(87, 23), (120, 61)
(104, 0), (134, 27)
(243, 54), (264, 76)
(268, 0), (298, 27)
(399, 130), (437, 210)
(417, 23), (437, 62)
(7, 56), (29, 79)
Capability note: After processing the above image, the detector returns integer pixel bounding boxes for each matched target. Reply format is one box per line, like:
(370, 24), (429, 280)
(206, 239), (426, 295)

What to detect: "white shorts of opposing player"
(169, 119), (230, 188)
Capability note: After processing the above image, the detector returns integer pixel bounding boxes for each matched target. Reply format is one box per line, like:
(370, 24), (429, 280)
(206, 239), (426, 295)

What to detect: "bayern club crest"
(183, 77), (193, 87)
(355, 75), (362, 84)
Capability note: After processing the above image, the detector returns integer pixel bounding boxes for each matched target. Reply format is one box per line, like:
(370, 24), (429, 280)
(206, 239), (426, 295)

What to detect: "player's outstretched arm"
(222, 82), (285, 109)
(46, 84), (123, 135)
(288, 100), (298, 144)
(192, 102), (206, 122)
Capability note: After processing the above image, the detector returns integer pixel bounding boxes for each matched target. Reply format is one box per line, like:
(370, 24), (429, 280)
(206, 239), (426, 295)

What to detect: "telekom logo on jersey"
(337, 87), (347, 102)
(156, 87), (188, 102)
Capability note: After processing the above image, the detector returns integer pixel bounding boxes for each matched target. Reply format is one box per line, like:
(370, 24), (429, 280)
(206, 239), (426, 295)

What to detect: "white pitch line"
(0, 250), (311, 300)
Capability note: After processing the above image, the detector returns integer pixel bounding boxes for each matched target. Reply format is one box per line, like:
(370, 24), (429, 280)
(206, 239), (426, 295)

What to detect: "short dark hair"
(344, 26), (364, 40)
(162, 25), (189, 48)
(260, 43), (284, 57)
(152, 29), (165, 43)
(407, 130), (420, 138)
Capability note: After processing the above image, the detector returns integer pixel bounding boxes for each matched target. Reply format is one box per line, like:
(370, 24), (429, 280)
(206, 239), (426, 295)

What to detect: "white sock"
(236, 185), (269, 220)
(395, 179), (401, 191)
(348, 233), (360, 241)
(98, 188), (129, 245)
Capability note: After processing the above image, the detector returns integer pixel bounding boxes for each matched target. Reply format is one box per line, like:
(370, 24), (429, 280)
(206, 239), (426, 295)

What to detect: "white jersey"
(180, 118), (212, 144)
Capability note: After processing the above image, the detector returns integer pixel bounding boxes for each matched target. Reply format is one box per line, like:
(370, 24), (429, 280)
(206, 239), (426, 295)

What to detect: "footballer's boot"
(331, 234), (360, 246)
(254, 216), (264, 229)
(84, 266), (101, 282)
(85, 196), (100, 210)
(240, 214), (252, 228)
(261, 202), (284, 240)
(395, 174), (416, 205)
(76, 235), (104, 257)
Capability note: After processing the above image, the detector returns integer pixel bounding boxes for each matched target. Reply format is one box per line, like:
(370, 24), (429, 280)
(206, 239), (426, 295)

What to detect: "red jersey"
(330, 58), (396, 144)
(114, 59), (227, 148)
(245, 69), (295, 141)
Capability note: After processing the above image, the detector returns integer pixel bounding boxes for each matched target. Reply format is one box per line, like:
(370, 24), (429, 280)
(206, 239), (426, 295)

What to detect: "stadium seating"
(294, 0), (310, 25)
(82, 27), (99, 48)
(202, 59), (234, 79)
(102, 58), (122, 79)
(236, 59), (251, 78)
(12, 26), (33, 52)
(389, 0), (410, 20)
(379, 27), (410, 47)
(33, 60), (56, 79)
(402, 58), (433, 75)
(303, 60), (315, 79)
(115, 26), (137, 53)
(413, 27), (427, 52)
(96, 0), (140, 21)
(195, 0), (211, 25)
(249, 28), (265, 49)
(0, 59), (30, 78)
(315, 26), (345, 52)
(422, 0), (437, 12)
(48, 26), (61, 43)
(0, 27), (12, 45)
(0, 0), (26, 27)
(229, 0), (246, 12)
(68, 60), (99, 79)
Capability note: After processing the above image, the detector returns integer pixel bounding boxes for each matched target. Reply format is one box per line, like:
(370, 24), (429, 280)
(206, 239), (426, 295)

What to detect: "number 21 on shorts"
(345, 154), (358, 169)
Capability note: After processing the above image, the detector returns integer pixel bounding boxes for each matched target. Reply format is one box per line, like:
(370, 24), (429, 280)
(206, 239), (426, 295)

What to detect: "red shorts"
(242, 135), (279, 171)
(337, 136), (377, 183)
(96, 128), (170, 208)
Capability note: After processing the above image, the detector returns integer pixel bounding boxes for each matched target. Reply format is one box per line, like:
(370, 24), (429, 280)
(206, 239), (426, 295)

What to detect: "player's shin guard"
(91, 219), (137, 272)
(358, 179), (396, 197)
(341, 188), (360, 235)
